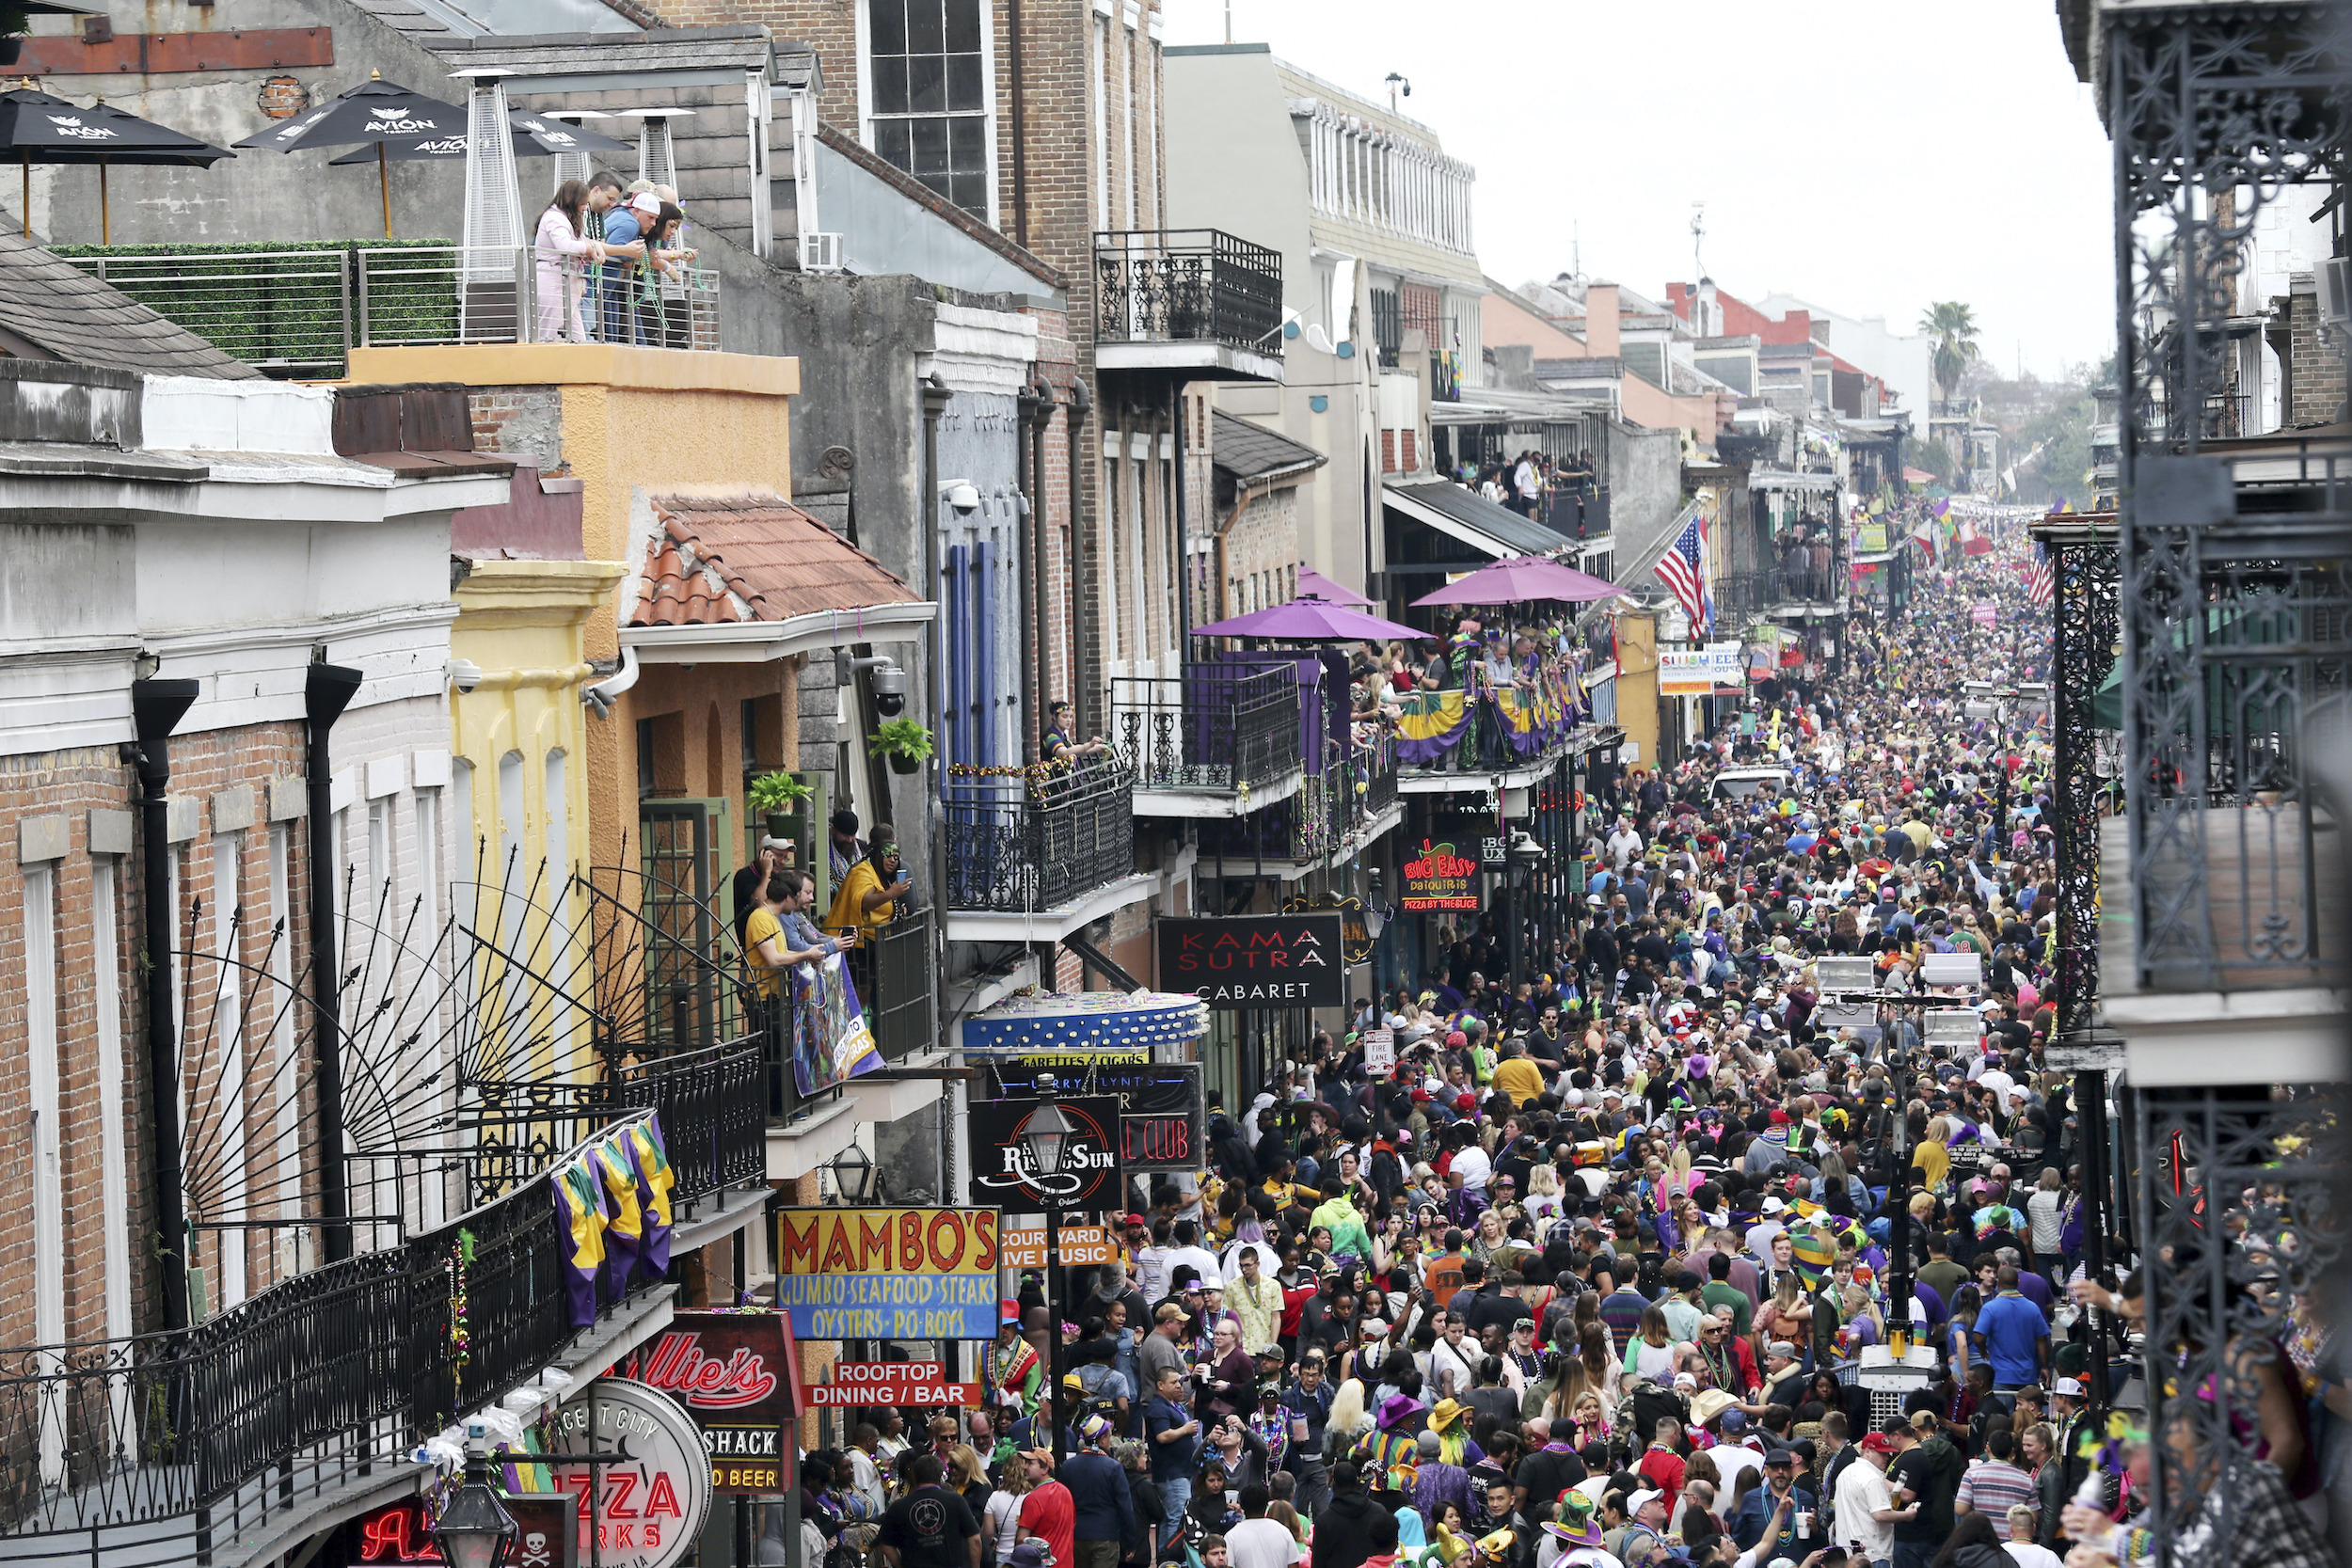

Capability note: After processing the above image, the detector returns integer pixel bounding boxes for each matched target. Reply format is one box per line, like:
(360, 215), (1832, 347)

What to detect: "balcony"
(0, 1069), (754, 1566)
(58, 242), (722, 377)
(1393, 661), (1592, 792)
(1094, 229), (1285, 382)
(1202, 731), (1403, 875)
(1719, 564), (1844, 619)
(943, 762), (1145, 942)
(1113, 662), (1306, 817)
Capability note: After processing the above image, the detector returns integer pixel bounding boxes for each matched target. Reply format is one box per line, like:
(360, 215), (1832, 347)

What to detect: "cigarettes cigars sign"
(1156, 913), (1346, 1008)
(1401, 839), (1479, 911)
(625, 1312), (804, 1495)
(773, 1209), (1003, 1339)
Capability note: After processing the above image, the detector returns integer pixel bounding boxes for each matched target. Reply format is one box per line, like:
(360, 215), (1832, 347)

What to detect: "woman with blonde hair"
(1523, 1163), (1565, 1229)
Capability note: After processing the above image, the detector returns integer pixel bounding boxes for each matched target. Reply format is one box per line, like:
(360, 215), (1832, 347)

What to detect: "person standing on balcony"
(829, 832), (913, 946)
(830, 808), (867, 886)
(1513, 451), (1543, 518)
(746, 871), (851, 995)
(732, 835), (790, 948)
(533, 180), (607, 342)
(1043, 700), (1110, 767)
(583, 170), (628, 341)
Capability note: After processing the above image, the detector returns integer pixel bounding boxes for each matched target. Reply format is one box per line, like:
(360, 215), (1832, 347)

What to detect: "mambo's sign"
(807, 1361), (981, 1407)
(1155, 914), (1345, 1008)
(773, 1209), (1002, 1340)
(1401, 840), (1479, 911)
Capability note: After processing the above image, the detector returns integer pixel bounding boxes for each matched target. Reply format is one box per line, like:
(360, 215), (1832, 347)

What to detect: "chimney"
(1586, 281), (1620, 359)
(1698, 277), (1720, 337)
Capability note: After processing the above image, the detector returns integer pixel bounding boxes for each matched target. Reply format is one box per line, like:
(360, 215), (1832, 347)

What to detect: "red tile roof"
(628, 494), (921, 629)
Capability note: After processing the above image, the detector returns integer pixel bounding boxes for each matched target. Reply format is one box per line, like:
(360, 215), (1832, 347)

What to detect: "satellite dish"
(1305, 323), (1336, 354)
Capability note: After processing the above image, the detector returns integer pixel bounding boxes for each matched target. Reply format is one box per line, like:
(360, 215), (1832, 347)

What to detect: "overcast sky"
(1162, 0), (2117, 381)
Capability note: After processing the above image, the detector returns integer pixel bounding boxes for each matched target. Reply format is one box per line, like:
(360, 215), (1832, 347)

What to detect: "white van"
(1710, 767), (1791, 803)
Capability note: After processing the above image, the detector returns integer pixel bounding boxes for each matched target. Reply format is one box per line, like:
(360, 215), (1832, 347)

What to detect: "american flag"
(2026, 544), (2055, 606)
(1654, 512), (1710, 635)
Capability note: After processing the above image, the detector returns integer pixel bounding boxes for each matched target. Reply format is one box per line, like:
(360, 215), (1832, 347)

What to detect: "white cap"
(2054, 1376), (2085, 1397)
(1626, 1489), (1664, 1518)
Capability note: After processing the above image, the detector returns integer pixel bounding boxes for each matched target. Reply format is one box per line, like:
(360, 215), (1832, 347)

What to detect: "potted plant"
(868, 717), (935, 776)
(0, 5), (31, 67)
(747, 770), (815, 842)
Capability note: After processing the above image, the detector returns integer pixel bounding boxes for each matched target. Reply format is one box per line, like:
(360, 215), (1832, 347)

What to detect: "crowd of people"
(800, 537), (2336, 1568)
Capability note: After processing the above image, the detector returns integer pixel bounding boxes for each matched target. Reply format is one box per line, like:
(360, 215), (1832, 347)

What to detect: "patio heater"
(452, 68), (525, 341)
(543, 108), (616, 192)
(619, 107), (694, 193)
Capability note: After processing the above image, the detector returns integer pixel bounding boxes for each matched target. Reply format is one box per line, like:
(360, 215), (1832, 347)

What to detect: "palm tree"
(1918, 301), (1981, 414)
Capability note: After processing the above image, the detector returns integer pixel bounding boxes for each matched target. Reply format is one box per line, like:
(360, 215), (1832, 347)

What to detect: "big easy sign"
(1155, 913), (1345, 1008)
(1400, 839), (1479, 911)
(623, 1311), (804, 1495)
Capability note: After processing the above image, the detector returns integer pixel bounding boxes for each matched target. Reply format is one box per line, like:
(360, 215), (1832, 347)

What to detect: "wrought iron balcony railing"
(945, 763), (1136, 914)
(821, 907), (937, 1067)
(1112, 663), (1303, 796)
(0, 1104), (691, 1560)
(1094, 230), (1283, 356)
(1719, 565), (1841, 615)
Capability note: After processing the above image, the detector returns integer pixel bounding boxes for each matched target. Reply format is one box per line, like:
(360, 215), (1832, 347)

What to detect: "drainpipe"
(1026, 380), (1058, 759)
(1065, 377), (1092, 734)
(305, 660), (364, 1264)
(1017, 382), (1041, 763)
(131, 675), (199, 1335)
(921, 377), (953, 1013)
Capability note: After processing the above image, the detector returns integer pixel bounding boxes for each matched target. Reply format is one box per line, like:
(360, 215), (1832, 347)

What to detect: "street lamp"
(433, 1427), (518, 1568)
(1016, 1076), (1073, 1468)
(830, 1141), (877, 1205)
(1508, 832), (1544, 988)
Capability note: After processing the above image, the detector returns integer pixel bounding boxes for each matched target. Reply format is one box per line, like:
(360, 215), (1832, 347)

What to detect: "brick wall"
(2288, 289), (2347, 428)
(1218, 485), (1303, 622)
(469, 386), (568, 473)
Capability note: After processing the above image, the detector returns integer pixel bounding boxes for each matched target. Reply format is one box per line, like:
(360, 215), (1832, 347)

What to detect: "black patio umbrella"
(0, 86), (233, 244)
(324, 107), (634, 165)
(232, 71), (469, 237)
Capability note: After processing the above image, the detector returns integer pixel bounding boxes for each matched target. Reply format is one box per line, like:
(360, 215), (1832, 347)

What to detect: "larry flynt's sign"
(627, 1312), (803, 1495)
(969, 1095), (1123, 1208)
(985, 1054), (1205, 1174)
(1400, 840), (1479, 912)
(1155, 914), (1344, 1008)
(772, 1209), (1003, 1339)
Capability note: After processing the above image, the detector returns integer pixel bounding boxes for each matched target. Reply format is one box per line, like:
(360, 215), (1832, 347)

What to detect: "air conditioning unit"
(800, 230), (844, 273)
(2321, 256), (2351, 332)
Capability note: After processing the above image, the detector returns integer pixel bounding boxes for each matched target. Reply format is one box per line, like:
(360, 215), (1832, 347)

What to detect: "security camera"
(446, 657), (484, 694)
(944, 480), (981, 513)
(849, 655), (908, 718)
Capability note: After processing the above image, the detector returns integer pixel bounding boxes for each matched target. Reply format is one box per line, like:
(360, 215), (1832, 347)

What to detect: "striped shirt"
(1956, 1458), (2037, 1521)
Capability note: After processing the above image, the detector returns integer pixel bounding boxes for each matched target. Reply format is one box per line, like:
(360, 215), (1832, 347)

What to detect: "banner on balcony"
(1156, 913), (1346, 1008)
(970, 1094), (1123, 1207)
(551, 1113), (679, 1328)
(626, 1310), (805, 1494)
(791, 947), (883, 1098)
(773, 1207), (1003, 1339)
(1400, 838), (1480, 911)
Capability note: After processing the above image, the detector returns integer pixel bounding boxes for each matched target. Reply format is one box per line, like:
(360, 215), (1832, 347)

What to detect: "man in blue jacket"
(1971, 1265), (2050, 1392)
(1061, 1414), (1137, 1568)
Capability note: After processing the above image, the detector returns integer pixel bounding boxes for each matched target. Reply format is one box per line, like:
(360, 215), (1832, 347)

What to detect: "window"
(1371, 287), (1402, 368)
(867, 0), (990, 215)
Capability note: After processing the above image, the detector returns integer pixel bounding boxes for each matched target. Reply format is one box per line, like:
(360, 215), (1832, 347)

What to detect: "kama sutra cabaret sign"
(773, 1208), (1002, 1339)
(625, 1311), (804, 1495)
(1400, 840), (1480, 911)
(1155, 913), (1345, 1008)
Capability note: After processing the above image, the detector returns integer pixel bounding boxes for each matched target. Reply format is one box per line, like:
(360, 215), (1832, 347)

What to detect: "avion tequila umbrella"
(233, 71), (469, 237)
(0, 85), (233, 244)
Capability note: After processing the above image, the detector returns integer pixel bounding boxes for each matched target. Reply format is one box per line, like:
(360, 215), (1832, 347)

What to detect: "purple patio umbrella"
(1410, 553), (1616, 607)
(1295, 565), (1374, 607)
(1191, 594), (1425, 643)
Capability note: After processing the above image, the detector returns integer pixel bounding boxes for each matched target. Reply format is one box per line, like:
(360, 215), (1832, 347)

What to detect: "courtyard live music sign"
(1156, 913), (1344, 1008)
(773, 1209), (1002, 1339)
(1401, 840), (1479, 911)
(623, 1311), (805, 1494)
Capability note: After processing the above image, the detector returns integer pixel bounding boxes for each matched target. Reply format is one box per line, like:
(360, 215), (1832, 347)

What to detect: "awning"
(1748, 469), (1841, 493)
(1383, 477), (1572, 559)
(961, 990), (1209, 1053)
(1851, 549), (1899, 565)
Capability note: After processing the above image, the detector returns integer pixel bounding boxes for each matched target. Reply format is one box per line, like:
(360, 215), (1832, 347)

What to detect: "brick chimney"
(1586, 282), (1620, 358)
